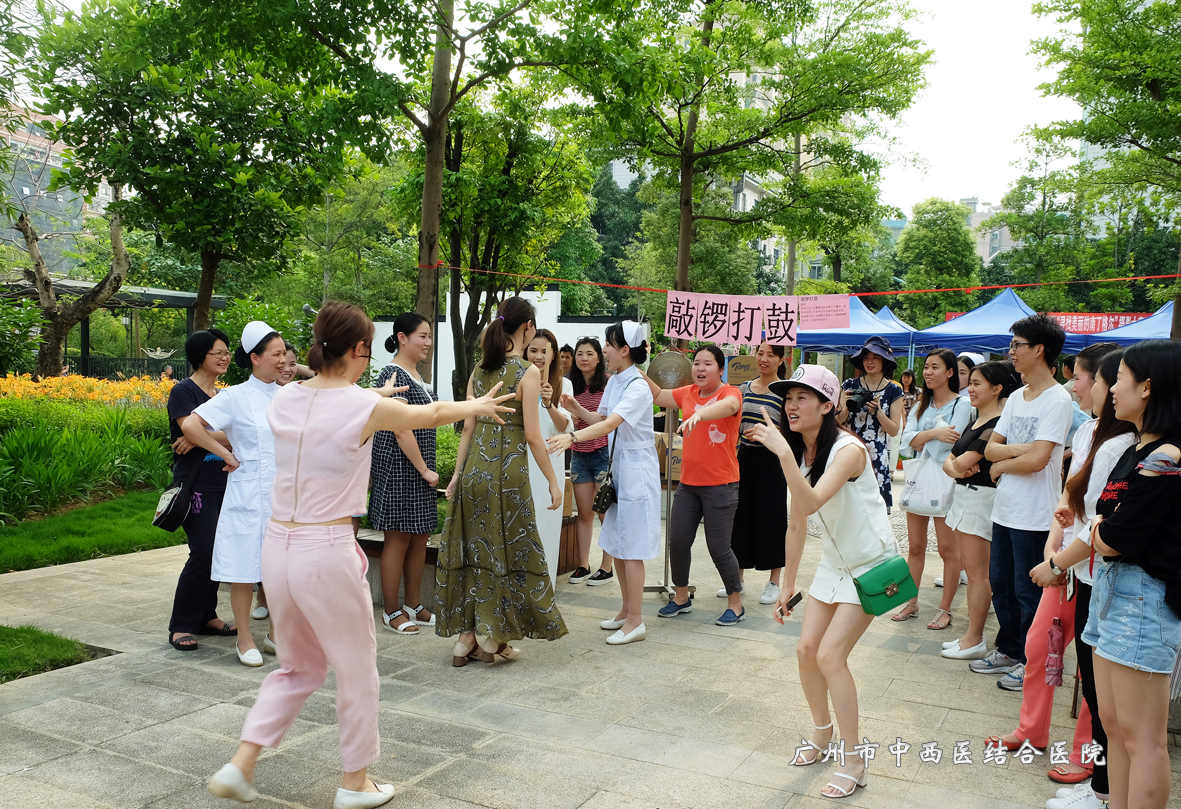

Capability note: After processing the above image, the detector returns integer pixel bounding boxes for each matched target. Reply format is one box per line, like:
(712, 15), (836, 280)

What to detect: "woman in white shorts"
(941, 361), (1019, 659)
(747, 365), (899, 799)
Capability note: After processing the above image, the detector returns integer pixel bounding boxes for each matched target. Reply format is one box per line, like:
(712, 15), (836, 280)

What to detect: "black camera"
(845, 389), (873, 413)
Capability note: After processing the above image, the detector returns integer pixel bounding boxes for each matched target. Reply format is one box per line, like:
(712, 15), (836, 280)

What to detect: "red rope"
(417, 260), (1181, 297)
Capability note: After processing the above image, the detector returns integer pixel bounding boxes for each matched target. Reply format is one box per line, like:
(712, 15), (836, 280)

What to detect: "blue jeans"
(989, 523), (1047, 663)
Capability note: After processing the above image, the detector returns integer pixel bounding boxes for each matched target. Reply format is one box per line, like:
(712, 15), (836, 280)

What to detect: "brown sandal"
(451, 638), (493, 667)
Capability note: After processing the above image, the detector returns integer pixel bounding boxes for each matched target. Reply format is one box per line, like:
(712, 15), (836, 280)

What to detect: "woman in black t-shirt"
(941, 361), (1016, 659)
(1082, 340), (1181, 809)
(166, 329), (234, 651)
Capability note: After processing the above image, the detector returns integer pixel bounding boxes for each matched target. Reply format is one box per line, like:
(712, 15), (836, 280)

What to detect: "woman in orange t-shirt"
(640, 345), (746, 626)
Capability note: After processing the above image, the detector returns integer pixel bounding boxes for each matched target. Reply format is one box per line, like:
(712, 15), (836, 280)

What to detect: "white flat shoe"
(334, 782), (395, 809)
(943, 639), (960, 649)
(236, 644), (263, 667)
(262, 635), (277, 655)
(250, 606), (269, 620)
(606, 623), (646, 645)
(942, 640), (988, 660)
(600, 618), (626, 630)
(208, 762), (258, 803)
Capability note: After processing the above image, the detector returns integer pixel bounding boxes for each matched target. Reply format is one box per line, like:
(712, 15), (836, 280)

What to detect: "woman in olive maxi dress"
(436, 297), (567, 663)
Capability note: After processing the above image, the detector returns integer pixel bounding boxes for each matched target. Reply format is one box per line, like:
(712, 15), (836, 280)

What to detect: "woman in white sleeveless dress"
(747, 365), (899, 800)
(524, 329), (574, 583)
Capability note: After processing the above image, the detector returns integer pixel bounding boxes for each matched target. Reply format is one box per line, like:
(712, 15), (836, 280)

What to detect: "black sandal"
(169, 634), (198, 651)
(196, 621), (237, 636)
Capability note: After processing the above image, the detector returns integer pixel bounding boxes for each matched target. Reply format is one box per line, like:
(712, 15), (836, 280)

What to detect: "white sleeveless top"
(801, 432), (899, 605)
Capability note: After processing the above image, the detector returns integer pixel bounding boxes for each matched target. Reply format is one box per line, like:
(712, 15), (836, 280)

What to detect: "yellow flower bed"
(0, 374), (175, 407)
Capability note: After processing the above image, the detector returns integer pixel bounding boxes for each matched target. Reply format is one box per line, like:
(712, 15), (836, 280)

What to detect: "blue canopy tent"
(1087, 301), (1174, 346)
(911, 287), (1087, 354)
(795, 295), (915, 355)
(874, 305), (916, 332)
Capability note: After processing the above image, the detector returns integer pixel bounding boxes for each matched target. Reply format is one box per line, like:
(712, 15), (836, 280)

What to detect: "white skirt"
(808, 546), (899, 606)
(944, 484), (996, 540)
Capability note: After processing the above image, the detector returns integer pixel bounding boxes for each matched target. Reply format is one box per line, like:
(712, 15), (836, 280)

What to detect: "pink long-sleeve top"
(267, 382), (382, 523)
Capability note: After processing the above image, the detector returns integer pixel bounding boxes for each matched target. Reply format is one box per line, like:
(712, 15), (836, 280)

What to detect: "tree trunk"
(1172, 250), (1181, 343)
(195, 249), (220, 331)
(831, 250), (843, 283)
(35, 320), (69, 379)
(414, 0), (454, 384)
(785, 132), (802, 295)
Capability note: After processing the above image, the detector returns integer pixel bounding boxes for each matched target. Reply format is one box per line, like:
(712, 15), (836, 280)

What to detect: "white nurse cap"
(621, 321), (646, 348)
(240, 320), (276, 353)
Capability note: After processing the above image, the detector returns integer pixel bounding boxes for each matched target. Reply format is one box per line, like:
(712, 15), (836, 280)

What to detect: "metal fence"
(64, 355), (190, 380)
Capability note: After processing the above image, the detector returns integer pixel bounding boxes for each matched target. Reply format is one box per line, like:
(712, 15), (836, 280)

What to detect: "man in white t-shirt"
(971, 314), (1073, 690)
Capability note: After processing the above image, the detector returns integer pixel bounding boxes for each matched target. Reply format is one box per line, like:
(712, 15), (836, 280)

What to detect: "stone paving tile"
(3, 697), (160, 745)
(99, 724), (239, 778)
(10, 748), (196, 807)
(416, 757), (596, 809)
(0, 721), (83, 775)
(0, 774), (122, 809)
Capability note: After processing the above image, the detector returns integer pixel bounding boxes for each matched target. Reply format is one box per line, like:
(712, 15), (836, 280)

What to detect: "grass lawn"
(0, 624), (91, 684)
(0, 489), (183, 573)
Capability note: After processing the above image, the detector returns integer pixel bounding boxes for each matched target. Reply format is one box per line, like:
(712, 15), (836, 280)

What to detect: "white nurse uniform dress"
(595, 364), (661, 561)
(193, 374), (279, 584)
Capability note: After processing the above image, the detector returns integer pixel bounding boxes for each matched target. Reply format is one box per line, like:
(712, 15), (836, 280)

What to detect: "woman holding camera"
(838, 337), (903, 513)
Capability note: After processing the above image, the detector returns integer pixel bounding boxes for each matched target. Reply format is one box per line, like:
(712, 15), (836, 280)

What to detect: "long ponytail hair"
(1064, 350), (1137, 520)
(480, 296), (536, 372)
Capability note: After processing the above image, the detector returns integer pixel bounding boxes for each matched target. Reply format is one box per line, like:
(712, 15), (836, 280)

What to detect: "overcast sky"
(877, 0), (1081, 219)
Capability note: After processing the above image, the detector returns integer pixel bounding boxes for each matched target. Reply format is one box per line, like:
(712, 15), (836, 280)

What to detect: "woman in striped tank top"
(560, 337), (615, 585)
(728, 343), (788, 605)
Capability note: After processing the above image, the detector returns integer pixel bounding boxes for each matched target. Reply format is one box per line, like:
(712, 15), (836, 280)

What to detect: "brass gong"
(647, 350), (693, 390)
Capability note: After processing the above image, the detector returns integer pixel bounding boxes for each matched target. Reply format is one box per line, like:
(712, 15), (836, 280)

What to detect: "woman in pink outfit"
(206, 301), (513, 809)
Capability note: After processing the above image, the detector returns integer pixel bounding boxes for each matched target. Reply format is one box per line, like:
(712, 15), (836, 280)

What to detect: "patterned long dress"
(434, 356), (568, 644)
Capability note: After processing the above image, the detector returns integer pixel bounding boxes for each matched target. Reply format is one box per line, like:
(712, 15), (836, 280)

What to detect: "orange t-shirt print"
(672, 383), (742, 487)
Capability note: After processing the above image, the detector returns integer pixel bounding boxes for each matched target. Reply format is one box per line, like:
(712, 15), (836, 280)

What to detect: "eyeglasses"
(1009, 340), (1031, 351)
(208, 351), (231, 358)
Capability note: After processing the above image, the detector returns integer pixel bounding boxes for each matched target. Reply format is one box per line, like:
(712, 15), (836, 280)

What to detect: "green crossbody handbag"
(817, 511), (917, 617)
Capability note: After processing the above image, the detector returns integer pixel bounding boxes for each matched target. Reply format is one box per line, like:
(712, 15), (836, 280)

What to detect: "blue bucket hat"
(850, 336), (897, 375)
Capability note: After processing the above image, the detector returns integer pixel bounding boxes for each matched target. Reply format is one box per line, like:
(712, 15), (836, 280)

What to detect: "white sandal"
(821, 768), (867, 799)
(403, 604), (435, 627)
(790, 721), (834, 766)
(382, 609), (418, 634)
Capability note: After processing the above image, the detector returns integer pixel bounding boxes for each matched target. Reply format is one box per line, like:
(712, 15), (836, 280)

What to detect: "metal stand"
(643, 407), (693, 600)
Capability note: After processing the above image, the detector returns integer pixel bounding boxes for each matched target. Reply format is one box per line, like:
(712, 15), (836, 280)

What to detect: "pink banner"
(726, 296), (765, 346)
(664, 291), (707, 340)
(697, 295), (736, 342)
(763, 297), (799, 346)
(798, 294), (850, 329)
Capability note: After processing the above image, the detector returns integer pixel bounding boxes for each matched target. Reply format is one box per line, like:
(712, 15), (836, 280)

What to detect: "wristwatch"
(1048, 556), (1064, 576)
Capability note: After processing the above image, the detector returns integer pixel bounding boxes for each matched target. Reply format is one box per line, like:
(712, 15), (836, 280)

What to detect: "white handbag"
(899, 400), (958, 517)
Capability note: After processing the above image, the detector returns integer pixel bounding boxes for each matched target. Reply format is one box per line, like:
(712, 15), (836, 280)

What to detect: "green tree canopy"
(895, 198), (981, 328)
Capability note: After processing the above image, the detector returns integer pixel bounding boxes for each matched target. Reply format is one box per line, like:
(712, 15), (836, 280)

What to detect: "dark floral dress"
(842, 378), (903, 507)
(434, 356), (568, 644)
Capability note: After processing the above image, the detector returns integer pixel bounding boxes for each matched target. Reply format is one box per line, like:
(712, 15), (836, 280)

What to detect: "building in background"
(960, 196), (1017, 263)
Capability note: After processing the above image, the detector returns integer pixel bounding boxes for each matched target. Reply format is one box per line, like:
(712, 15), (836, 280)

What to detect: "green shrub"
(0, 399), (169, 441)
(435, 425), (460, 484)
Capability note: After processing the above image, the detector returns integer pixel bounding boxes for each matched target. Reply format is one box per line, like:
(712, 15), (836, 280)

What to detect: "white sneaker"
(934, 575), (943, 587)
(934, 571), (968, 587)
(1055, 784), (1092, 801)
(208, 762), (257, 803)
(759, 582), (781, 605)
(1046, 784), (1103, 809)
(717, 587), (728, 598)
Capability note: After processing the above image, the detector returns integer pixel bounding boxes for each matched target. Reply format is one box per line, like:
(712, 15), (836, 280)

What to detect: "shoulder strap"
(604, 376), (644, 470)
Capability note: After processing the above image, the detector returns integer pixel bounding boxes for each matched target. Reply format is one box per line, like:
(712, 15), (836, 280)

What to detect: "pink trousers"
(1013, 585), (1093, 764)
(240, 523), (380, 772)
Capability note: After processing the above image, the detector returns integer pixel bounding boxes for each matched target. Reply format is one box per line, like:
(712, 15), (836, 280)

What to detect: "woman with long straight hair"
(438, 296), (567, 665)
(206, 300), (514, 809)
(728, 342), (788, 603)
(525, 328), (574, 583)
(940, 361), (1018, 660)
(643, 344), (745, 625)
(368, 312), (439, 635)
(895, 348), (971, 628)
(182, 322), (287, 667)
(1062, 340), (1181, 809)
(1010, 346), (1132, 807)
(560, 337), (614, 585)
(166, 328), (234, 652)
(548, 322), (660, 645)
(746, 365), (900, 799)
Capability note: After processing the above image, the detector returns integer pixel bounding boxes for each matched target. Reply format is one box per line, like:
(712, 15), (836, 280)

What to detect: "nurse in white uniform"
(525, 329), (574, 584)
(746, 365), (899, 800)
(547, 321), (659, 646)
(183, 321), (286, 667)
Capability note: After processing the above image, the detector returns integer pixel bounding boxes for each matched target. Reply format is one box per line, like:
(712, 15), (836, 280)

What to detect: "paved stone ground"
(3, 482), (1181, 809)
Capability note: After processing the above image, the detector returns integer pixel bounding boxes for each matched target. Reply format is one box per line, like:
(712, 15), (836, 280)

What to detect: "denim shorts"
(571, 446), (609, 484)
(1081, 560), (1181, 674)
